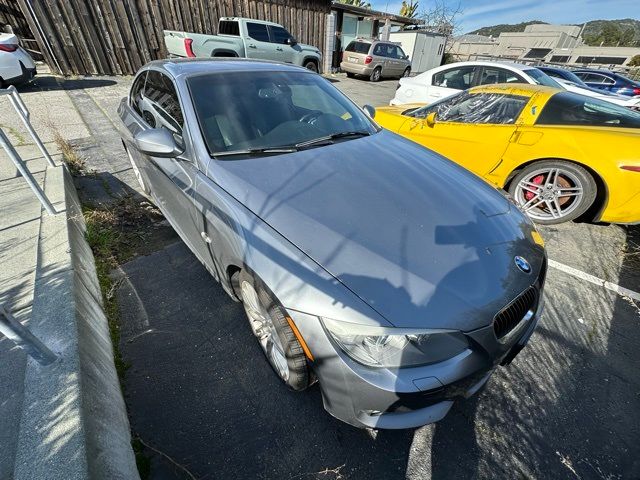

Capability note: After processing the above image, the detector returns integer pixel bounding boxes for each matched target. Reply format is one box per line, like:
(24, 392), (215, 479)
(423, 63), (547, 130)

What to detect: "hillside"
(469, 18), (640, 47)
(468, 21), (547, 37)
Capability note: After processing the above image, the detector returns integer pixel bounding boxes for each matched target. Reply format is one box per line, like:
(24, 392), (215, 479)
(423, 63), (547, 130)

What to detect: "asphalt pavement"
(58, 73), (639, 479)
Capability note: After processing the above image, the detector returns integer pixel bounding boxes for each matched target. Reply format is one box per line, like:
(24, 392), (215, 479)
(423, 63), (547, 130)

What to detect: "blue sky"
(369, 0), (640, 33)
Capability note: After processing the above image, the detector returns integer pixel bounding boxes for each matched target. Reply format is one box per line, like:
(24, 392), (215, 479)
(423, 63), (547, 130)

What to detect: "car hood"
(210, 130), (544, 331)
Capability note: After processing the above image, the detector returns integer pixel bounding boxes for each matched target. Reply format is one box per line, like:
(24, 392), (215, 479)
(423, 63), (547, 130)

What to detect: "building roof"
(330, 2), (418, 25)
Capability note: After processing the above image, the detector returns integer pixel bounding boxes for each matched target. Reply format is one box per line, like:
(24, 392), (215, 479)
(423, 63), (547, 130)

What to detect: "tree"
(337, 0), (371, 9)
(418, 0), (463, 36)
(629, 55), (640, 67)
(399, 0), (419, 18)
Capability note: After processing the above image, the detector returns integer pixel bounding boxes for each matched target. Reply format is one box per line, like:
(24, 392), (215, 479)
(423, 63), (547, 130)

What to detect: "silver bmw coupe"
(118, 59), (547, 429)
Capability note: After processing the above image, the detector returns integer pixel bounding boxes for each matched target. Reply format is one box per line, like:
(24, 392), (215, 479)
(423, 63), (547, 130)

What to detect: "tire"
(402, 67), (411, 78)
(370, 67), (382, 82)
(346, 72), (355, 78)
(238, 270), (310, 391)
(508, 160), (597, 225)
(304, 60), (318, 73)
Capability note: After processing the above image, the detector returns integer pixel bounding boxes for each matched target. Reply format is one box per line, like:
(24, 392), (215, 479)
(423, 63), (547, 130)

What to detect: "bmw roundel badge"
(514, 256), (532, 274)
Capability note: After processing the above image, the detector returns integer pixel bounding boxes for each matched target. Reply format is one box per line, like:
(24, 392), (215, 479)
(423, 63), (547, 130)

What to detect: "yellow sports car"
(375, 84), (640, 224)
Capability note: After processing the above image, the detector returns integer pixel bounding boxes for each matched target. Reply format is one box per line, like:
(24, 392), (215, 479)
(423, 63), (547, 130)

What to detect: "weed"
(0, 123), (27, 146)
(53, 130), (86, 175)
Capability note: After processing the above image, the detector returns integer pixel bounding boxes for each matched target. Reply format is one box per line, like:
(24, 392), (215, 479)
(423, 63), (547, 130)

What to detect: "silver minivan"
(340, 39), (412, 82)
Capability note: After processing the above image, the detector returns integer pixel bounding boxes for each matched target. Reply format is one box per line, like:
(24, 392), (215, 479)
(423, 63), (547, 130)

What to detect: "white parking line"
(548, 259), (640, 302)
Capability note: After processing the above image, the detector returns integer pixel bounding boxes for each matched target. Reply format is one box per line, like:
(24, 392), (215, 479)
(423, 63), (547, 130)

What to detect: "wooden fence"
(7, 0), (330, 76)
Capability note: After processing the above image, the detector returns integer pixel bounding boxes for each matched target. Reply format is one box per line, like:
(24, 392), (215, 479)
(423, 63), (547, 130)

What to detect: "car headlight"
(322, 318), (468, 368)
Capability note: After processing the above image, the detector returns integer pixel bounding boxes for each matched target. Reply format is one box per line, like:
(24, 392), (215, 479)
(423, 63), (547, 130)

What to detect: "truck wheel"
(370, 67), (382, 82)
(238, 270), (311, 391)
(304, 60), (318, 73)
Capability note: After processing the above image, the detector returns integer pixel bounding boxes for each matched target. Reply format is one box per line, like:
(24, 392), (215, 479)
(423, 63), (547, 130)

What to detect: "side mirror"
(362, 104), (376, 119)
(134, 128), (183, 158)
(403, 55), (409, 60)
(286, 37), (297, 46)
(425, 112), (437, 128)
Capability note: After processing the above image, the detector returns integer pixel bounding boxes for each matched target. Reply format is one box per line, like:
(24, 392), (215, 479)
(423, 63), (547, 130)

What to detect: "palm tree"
(338, 0), (371, 9)
(399, 0), (419, 18)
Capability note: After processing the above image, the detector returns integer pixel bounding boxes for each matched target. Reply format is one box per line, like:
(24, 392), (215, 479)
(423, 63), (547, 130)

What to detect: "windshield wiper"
(295, 130), (371, 148)
(212, 146), (298, 158)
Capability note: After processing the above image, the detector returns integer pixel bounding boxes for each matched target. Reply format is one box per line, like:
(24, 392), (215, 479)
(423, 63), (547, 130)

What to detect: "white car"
(390, 61), (562, 106)
(0, 33), (36, 88)
(552, 77), (640, 110)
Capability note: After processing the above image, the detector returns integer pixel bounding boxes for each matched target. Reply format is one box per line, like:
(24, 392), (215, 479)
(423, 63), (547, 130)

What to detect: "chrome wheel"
(371, 68), (381, 82)
(513, 167), (584, 222)
(241, 280), (290, 382)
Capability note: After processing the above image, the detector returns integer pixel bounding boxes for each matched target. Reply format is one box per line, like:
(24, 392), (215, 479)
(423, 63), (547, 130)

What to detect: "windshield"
(544, 68), (586, 86)
(187, 71), (377, 156)
(408, 91), (528, 125)
(524, 68), (563, 89)
(537, 91), (640, 128)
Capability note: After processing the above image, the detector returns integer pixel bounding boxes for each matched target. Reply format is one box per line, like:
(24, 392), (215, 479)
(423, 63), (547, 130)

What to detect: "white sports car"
(0, 33), (36, 88)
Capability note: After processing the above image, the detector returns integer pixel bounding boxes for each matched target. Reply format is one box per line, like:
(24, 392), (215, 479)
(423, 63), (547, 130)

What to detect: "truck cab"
(164, 17), (322, 72)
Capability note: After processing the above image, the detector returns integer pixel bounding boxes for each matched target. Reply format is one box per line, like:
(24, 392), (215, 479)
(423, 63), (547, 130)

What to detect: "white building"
(451, 24), (640, 67)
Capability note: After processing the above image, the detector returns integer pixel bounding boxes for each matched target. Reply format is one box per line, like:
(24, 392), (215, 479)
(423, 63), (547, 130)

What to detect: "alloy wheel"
(241, 280), (290, 381)
(513, 167), (584, 221)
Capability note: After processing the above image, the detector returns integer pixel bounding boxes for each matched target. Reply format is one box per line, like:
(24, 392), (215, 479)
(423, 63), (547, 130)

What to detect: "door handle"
(248, 44), (257, 48)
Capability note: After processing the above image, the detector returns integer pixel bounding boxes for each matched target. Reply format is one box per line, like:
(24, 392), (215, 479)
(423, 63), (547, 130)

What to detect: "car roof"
(435, 61), (538, 72)
(142, 58), (309, 78)
(572, 68), (616, 75)
(469, 83), (560, 97)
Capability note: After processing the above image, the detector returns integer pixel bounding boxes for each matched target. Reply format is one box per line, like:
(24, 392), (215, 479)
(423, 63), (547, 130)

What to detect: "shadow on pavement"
(115, 228), (639, 479)
(17, 75), (117, 93)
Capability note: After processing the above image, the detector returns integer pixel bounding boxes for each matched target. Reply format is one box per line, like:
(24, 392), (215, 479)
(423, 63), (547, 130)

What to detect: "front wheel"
(239, 271), (311, 390)
(402, 67), (411, 78)
(304, 61), (318, 73)
(508, 160), (597, 225)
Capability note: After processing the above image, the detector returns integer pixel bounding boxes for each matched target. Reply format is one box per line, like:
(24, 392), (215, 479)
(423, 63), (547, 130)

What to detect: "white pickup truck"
(164, 17), (322, 72)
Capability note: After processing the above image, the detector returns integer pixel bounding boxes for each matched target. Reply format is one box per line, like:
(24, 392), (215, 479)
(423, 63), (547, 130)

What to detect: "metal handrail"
(0, 85), (57, 215)
(0, 85), (56, 167)
(0, 304), (57, 366)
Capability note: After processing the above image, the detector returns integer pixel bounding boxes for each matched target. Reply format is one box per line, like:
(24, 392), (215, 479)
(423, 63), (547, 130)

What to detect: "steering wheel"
(299, 110), (323, 125)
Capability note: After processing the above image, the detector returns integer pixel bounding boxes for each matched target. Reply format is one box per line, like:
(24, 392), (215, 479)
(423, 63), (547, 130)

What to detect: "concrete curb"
(12, 164), (139, 480)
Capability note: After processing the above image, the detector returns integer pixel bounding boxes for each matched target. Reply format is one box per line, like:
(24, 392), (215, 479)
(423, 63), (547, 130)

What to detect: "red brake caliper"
(525, 174), (545, 201)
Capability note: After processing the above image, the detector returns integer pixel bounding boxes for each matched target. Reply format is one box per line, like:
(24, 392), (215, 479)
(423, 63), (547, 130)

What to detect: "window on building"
(575, 56), (626, 65)
(523, 48), (552, 59)
(549, 55), (570, 63)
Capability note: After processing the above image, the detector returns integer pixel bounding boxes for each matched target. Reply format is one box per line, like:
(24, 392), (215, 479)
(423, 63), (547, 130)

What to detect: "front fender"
(193, 173), (391, 328)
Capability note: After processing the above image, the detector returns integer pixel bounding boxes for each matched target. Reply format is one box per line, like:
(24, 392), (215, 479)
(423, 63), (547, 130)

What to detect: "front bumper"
(289, 299), (541, 429)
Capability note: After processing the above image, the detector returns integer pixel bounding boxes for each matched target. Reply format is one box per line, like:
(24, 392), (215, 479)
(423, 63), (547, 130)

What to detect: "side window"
(396, 46), (407, 59)
(432, 66), (476, 90)
(270, 26), (291, 44)
(385, 44), (396, 58)
(219, 21), (240, 36)
(143, 70), (184, 135)
(246, 22), (270, 42)
(130, 71), (146, 116)
(479, 67), (526, 85)
(372, 44), (385, 56)
(537, 92), (640, 128)
(411, 92), (528, 125)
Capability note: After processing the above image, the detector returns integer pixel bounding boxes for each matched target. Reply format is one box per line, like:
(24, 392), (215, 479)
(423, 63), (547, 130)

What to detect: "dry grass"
(52, 130), (86, 175)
